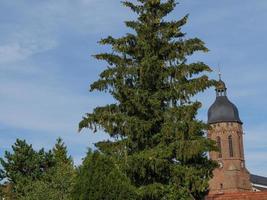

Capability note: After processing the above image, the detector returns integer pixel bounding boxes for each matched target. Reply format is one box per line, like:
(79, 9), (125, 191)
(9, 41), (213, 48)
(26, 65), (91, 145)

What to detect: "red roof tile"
(206, 191), (267, 200)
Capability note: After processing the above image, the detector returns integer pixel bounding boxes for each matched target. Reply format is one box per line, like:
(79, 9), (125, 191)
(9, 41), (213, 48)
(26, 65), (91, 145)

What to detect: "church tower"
(207, 77), (252, 194)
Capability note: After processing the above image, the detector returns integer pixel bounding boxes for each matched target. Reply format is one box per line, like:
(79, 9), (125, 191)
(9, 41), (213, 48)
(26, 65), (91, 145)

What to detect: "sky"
(0, 0), (267, 176)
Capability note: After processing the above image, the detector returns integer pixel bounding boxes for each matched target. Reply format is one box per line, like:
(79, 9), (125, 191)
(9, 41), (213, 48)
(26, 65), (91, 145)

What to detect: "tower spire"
(218, 66), (222, 80)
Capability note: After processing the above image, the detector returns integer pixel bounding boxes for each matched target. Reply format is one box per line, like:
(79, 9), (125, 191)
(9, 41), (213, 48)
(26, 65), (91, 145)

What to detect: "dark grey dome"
(208, 78), (242, 124)
(208, 96), (242, 124)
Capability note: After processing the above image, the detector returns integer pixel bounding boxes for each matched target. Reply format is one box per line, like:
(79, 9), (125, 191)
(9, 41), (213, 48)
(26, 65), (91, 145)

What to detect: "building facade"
(206, 78), (267, 199)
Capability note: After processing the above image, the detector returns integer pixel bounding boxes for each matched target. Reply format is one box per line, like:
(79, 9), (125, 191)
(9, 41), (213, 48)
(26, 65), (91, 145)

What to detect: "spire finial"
(218, 63), (222, 80)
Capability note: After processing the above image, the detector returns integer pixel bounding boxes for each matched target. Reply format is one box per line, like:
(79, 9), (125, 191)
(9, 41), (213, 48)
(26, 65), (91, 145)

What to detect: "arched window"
(228, 135), (234, 157)
(216, 136), (222, 158)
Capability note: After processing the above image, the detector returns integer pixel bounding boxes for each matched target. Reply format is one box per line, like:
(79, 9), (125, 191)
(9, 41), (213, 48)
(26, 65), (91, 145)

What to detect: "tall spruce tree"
(79, 0), (217, 199)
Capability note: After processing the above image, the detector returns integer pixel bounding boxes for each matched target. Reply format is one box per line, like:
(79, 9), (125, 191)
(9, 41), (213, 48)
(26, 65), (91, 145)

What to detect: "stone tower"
(207, 78), (252, 194)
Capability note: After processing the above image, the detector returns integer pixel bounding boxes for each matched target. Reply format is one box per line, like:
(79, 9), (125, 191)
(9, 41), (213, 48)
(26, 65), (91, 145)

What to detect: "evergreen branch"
(122, 1), (143, 14)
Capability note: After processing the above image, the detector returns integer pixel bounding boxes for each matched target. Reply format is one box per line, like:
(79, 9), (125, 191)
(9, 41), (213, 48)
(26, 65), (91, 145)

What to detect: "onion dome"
(208, 78), (242, 124)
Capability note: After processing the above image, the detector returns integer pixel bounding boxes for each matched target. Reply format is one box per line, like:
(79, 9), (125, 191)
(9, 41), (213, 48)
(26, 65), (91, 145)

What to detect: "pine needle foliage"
(72, 150), (138, 200)
(79, 0), (217, 199)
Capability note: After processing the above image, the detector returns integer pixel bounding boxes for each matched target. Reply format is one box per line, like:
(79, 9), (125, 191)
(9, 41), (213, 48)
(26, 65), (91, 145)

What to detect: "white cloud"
(0, 43), (30, 63)
(0, 78), (110, 133)
(0, 39), (57, 64)
(0, 41), (113, 136)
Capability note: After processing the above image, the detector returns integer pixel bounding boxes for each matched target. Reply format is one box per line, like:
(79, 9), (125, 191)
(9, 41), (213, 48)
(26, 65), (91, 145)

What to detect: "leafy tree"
(0, 138), (75, 200)
(80, 0), (217, 199)
(18, 139), (75, 200)
(72, 150), (138, 200)
(18, 180), (59, 200)
(0, 139), (54, 198)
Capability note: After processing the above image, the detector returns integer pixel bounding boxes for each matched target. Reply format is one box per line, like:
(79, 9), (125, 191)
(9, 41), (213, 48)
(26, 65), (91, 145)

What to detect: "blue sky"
(0, 0), (267, 176)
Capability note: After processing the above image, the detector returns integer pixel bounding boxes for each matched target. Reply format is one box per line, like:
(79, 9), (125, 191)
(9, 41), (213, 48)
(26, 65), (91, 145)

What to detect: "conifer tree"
(20, 138), (75, 200)
(0, 139), (54, 198)
(72, 150), (137, 200)
(53, 137), (72, 165)
(80, 0), (217, 199)
(48, 137), (75, 200)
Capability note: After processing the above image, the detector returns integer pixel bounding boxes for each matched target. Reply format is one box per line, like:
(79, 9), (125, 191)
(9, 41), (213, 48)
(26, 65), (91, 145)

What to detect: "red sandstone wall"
(206, 191), (267, 200)
(208, 122), (251, 193)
